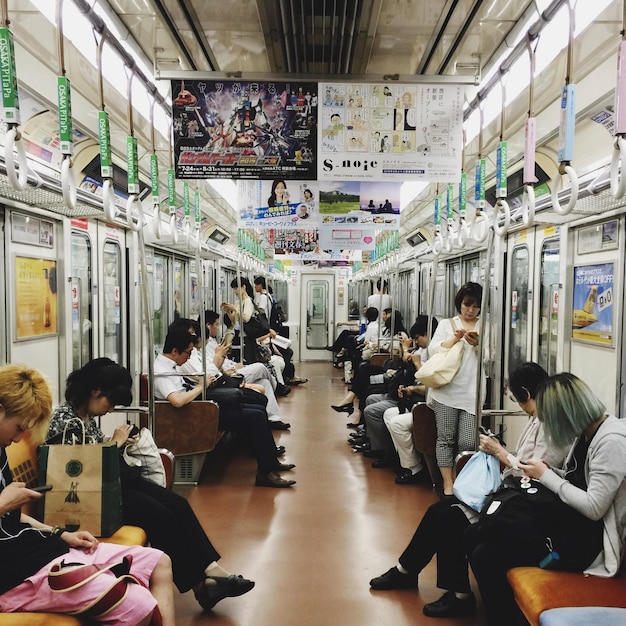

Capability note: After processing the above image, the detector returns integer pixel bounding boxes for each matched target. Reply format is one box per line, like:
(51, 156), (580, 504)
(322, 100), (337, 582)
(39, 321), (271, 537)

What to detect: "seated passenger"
(356, 316), (437, 479)
(46, 358), (255, 611)
(370, 363), (565, 620)
(154, 327), (295, 488)
(0, 363), (174, 625)
(177, 316), (286, 424)
(465, 372), (626, 626)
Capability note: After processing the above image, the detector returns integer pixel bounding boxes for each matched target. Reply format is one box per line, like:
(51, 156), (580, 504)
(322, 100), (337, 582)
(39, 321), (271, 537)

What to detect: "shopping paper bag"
(38, 441), (122, 537)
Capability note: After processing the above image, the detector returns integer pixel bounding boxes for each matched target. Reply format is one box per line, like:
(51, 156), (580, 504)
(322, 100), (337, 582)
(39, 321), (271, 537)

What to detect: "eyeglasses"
(183, 349), (193, 356)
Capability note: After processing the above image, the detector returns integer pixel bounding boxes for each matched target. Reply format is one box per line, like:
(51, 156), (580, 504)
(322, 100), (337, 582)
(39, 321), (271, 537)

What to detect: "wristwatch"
(49, 525), (67, 538)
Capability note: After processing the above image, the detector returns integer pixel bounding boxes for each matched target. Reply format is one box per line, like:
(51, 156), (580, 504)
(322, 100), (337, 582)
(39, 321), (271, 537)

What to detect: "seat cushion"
(540, 607), (626, 626)
(0, 615), (82, 625)
(101, 525), (148, 546)
(508, 567), (626, 626)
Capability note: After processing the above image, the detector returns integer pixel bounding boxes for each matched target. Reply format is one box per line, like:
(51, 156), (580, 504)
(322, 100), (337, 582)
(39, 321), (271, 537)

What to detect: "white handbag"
(415, 319), (465, 388)
(122, 427), (166, 488)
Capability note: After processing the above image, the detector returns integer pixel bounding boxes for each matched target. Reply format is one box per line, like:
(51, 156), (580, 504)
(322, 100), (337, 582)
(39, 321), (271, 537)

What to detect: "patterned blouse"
(46, 402), (105, 445)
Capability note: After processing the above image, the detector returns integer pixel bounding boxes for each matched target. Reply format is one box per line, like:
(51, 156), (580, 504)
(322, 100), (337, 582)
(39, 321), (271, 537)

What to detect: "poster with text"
(15, 257), (58, 339)
(270, 229), (319, 255)
(572, 263), (614, 346)
(238, 180), (319, 229)
(318, 82), (464, 181)
(172, 79), (317, 180)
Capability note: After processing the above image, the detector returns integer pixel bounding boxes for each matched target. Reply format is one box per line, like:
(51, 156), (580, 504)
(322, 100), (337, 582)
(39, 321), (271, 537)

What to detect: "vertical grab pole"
(457, 131), (468, 249)
(473, 227), (495, 447)
(610, 0), (626, 198)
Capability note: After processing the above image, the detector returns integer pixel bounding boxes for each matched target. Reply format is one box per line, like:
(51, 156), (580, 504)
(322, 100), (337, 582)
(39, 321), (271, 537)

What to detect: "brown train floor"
(172, 361), (485, 626)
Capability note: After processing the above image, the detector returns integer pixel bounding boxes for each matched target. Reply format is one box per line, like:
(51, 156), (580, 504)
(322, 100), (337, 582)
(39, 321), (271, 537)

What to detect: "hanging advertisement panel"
(172, 80), (317, 180)
(269, 229), (319, 255)
(318, 82), (464, 181)
(237, 180), (319, 229)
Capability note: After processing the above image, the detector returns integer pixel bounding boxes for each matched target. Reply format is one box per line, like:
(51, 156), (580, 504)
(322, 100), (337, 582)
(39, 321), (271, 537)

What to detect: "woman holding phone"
(45, 358), (255, 611)
(427, 282), (484, 496)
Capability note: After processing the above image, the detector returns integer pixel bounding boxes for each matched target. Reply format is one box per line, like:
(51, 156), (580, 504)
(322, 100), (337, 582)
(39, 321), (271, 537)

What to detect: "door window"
(102, 241), (122, 362)
(70, 232), (92, 369)
(538, 239), (560, 375)
(508, 245), (530, 375)
(306, 280), (328, 349)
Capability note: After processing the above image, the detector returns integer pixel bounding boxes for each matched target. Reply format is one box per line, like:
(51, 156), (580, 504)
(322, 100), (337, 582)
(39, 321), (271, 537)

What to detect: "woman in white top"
(428, 282), (483, 496)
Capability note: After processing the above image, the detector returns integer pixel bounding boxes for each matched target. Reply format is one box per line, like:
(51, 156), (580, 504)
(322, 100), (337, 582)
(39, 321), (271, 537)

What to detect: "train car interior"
(0, 1), (625, 625)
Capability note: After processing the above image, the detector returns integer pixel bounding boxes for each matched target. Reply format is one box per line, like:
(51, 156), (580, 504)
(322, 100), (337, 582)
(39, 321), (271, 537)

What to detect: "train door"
(502, 227), (561, 445)
(69, 219), (96, 371)
(300, 273), (335, 360)
(96, 222), (126, 364)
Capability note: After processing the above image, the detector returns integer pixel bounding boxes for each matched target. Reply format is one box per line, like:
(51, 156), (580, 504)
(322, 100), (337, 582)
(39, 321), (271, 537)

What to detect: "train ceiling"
(110, 0), (530, 80)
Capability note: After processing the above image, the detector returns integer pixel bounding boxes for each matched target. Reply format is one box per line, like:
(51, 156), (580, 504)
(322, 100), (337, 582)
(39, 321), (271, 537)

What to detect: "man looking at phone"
(200, 311), (286, 423)
(154, 328), (295, 488)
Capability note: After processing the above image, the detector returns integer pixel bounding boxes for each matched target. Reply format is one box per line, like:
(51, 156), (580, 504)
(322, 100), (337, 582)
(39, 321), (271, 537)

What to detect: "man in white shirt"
(253, 276), (271, 320)
(367, 278), (392, 313)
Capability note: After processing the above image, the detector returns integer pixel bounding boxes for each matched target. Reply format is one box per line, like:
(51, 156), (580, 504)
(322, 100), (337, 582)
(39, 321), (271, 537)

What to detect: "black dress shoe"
(255, 471), (295, 487)
(395, 469), (426, 484)
(272, 462), (295, 471)
(352, 442), (371, 453)
(363, 449), (385, 458)
(275, 383), (291, 396)
(269, 421), (290, 430)
(423, 591), (476, 617)
(275, 445), (286, 456)
(371, 455), (395, 468)
(194, 575), (255, 610)
(348, 435), (369, 445)
(369, 566), (418, 590)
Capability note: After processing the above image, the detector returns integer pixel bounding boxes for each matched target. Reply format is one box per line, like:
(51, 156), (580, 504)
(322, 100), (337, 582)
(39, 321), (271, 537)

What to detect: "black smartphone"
(127, 422), (140, 437)
(31, 485), (53, 493)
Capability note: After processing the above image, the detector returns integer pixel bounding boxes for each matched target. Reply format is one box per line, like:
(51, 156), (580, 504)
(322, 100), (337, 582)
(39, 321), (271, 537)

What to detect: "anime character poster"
(237, 180), (318, 229)
(571, 263), (614, 346)
(172, 80), (318, 180)
(318, 82), (464, 182)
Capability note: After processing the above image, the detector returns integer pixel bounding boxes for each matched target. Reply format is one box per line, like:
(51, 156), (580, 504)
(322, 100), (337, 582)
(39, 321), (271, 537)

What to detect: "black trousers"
(219, 403), (278, 475)
(399, 498), (472, 593)
(463, 521), (546, 626)
(122, 477), (220, 593)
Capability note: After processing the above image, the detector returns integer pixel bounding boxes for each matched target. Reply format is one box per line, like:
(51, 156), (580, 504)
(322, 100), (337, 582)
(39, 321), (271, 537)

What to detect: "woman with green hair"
(466, 373), (626, 626)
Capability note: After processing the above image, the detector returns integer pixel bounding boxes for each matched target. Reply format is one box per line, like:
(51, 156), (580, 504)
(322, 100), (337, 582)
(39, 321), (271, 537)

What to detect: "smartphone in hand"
(31, 485), (53, 493)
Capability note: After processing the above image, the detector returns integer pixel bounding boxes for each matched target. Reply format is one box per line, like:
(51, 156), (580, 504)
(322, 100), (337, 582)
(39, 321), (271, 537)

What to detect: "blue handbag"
(452, 451), (502, 512)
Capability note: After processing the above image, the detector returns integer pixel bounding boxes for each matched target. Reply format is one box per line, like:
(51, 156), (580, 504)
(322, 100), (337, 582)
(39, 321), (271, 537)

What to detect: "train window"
(173, 259), (184, 320)
(190, 260), (201, 321)
(152, 254), (168, 354)
(102, 241), (122, 363)
(508, 245), (530, 375)
(538, 239), (560, 376)
(70, 232), (93, 369)
(273, 281), (288, 323)
(306, 280), (329, 349)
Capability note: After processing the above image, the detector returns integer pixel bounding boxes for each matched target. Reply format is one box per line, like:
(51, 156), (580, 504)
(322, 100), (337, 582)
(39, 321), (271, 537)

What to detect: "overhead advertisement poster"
(172, 79), (317, 180)
(237, 180), (319, 229)
(317, 180), (401, 250)
(318, 82), (464, 182)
